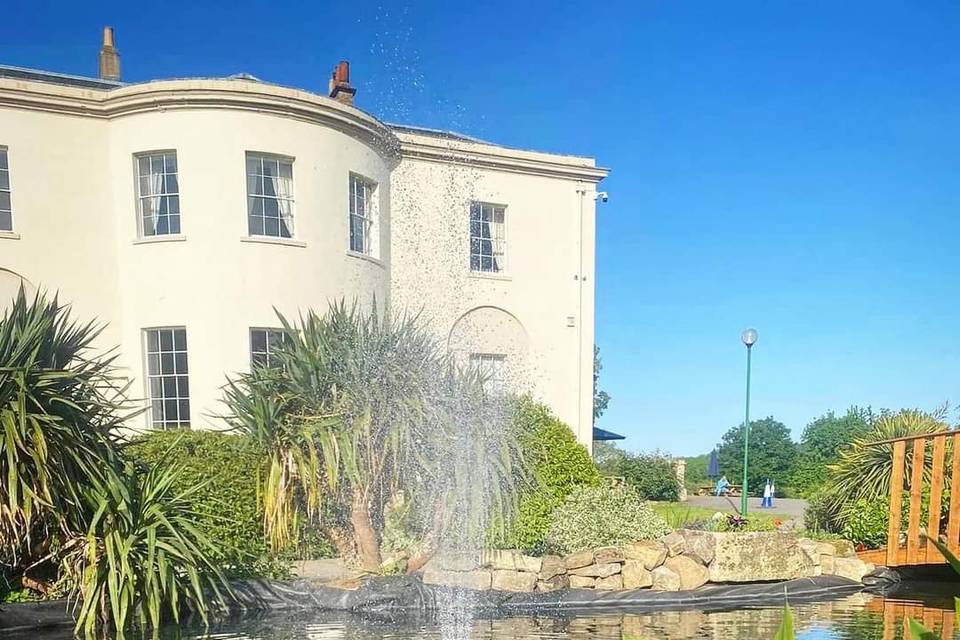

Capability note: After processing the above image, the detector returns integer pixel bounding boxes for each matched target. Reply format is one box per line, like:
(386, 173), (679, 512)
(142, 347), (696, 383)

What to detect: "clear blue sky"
(4, 1), (959, 456)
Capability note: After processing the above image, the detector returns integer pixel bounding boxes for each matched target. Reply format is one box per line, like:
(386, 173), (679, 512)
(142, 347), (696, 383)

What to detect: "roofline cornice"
(0, 78), (400, 157)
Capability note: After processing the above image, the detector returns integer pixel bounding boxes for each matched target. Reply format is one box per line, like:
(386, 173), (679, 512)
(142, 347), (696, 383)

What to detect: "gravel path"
(685, 495), (809, 519)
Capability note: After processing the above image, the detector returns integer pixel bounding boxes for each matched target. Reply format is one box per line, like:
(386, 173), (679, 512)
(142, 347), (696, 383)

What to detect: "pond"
(15, 583), (960, 639)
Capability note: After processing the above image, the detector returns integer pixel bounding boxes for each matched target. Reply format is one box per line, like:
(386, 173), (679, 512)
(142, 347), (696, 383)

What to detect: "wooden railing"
(860, 431), (960, 567)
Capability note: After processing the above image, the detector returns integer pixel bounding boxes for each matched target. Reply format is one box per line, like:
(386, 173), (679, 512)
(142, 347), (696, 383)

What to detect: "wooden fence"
(857, 431), (960, 567)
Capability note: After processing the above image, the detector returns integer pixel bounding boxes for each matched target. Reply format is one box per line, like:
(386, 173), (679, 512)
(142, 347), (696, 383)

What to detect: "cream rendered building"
(0, 30), (608, 449)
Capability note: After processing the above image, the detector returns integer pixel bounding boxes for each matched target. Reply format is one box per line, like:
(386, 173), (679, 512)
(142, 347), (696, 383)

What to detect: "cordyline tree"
(223, 301), (528, 572)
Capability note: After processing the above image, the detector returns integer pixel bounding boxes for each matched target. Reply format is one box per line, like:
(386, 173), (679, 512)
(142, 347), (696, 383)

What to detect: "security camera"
(596, 191), (609, 203)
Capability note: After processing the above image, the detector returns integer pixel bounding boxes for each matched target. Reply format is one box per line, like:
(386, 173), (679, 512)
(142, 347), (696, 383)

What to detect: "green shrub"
(840, 497), (889, 549)
(126, 430), (303, 578)
(495, 399), (601, 552)
(545, 485), (670, 555)
(803, 489), (839, 534)
(619, 453), (680, 501)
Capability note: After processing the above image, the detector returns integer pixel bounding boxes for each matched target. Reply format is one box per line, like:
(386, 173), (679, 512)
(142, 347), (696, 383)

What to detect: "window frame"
(469, 201), (508, 274)
(0, 146), (13, 233)
(249, 327), (289, 369)
(142, 326), (191, 430)
(348, 173), (378, 257)
(245, 151), (296, 240)
(133, 150), (181, 238)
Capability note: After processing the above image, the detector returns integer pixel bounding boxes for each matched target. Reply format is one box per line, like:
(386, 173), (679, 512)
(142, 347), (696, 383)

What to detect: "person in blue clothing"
(715, 475), (730, 496)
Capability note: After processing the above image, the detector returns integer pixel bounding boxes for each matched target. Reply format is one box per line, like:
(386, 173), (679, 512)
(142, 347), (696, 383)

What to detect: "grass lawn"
(650, 502), (779, 529)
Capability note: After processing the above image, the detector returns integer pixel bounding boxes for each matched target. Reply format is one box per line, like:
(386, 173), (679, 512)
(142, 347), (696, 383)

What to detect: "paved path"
(686, 495), (808, 519)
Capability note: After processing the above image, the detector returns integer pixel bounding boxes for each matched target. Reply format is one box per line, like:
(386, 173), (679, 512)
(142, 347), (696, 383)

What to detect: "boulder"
(821, 539), (856, 558)
(798, 539), (823, 576)
(651, 565), (681, 591)
(539, 555), (566, 581)
(621, 559), (653, 589)
(623, 540), (668, 570)
(422, 568), (491, 591)
(515, 554), (542, 574)
(594, 546), (625, 564)
(821, 554), (836, 575)
(662, 532), (686, 557)
(569, 562), (621, 578)
(830, 557), (876, 583)
(663, 555), (709, 590)
(569, 575), (596, 589)
(595, 574), (624, 590)
(564, 550), (595, 570)
(480, 549), (515, 571)
(707, 532), (807, 583)
(536, 574), (570, 592)
(492, 569), (538, 592)
(680, 529), (716, 564)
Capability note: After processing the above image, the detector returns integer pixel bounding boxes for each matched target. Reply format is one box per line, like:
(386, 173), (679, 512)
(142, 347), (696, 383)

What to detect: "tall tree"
(593, 345), (611, 420)
(717, 417), (797, 494)
(790, 407), (873, 495)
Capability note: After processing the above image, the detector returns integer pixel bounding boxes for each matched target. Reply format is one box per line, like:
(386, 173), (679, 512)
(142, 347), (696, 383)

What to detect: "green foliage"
(682, 452), (712, 490)
(839, 497), (889, 549)
(497, 399), (600, 552)
(545, 485), (670, 555)
(126, 430), (300, 578)
(803, 489), (839, 534)
(593, 345), (611, 420)
(618, 452), (680, 501)
(789, 408), (872, 497)
(60, 462), (229, 636)
(717, 417), (797, 494)
(772, 602), (794, 640)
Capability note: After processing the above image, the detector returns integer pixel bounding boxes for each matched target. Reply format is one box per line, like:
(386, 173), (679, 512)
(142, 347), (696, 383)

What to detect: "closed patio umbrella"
(707, 448), (720, 479)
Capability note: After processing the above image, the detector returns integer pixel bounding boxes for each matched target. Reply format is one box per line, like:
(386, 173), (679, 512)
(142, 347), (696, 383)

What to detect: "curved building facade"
(0, 47), (607, 447)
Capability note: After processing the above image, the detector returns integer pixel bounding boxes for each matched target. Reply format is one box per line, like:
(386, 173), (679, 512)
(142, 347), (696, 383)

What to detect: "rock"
(663, 555), (709, 590)
(798, 539), (823, 576)
(651, 566), (681, 591)
(621, 560), (653, 589)
(623, 540), (668, 570)
(432, 550), (479, 571)
(569, 575), (596, 589)
(422, 568), (491, 591)
(707, 532), (807, 583)
(564, 550), (595, 570)
(821, 555), (836, 575)
(662, 532), (686, 557)
(820, 539), (856, 558)
(569, 562), (621, 578)
(492, 569), (538, 592)
(515, 554), (542, 574)
(680, 530), (716, 565)
(594, 546), (625, 564)
(536, 574), (570, 592)
(539, 555), (565, 581)
(830, 557), (876, 583)
(595, 574), (624, 590)
(480, 549), (515, 571)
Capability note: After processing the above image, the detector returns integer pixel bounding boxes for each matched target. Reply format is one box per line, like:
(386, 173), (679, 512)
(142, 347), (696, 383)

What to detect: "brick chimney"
(328, 61), (356, 106)
(98, 26), (121, 81)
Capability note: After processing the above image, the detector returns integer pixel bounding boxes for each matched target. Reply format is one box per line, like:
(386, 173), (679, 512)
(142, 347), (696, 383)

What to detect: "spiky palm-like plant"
(827, 408), (950, 525)
(60, 462), (231, 636)
(0, 289), (128, 565)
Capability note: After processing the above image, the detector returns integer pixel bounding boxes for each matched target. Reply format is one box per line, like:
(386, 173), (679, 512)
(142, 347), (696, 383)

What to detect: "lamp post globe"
(741, 328), (758, 348)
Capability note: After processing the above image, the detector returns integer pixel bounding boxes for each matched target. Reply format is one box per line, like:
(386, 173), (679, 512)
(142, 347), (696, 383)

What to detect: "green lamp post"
(740, 328), (758, 516)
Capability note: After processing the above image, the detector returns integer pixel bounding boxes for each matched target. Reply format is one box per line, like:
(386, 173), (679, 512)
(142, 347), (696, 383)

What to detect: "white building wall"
(0, 75), (605, 446)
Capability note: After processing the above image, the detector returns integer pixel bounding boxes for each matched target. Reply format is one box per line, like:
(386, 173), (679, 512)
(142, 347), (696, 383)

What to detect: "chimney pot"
(328, 60), (356, 106)
(98, 26), (121, 82)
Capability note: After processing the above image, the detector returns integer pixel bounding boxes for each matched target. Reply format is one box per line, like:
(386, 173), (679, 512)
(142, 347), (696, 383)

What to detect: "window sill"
(346, 250), (385, 268)
(0, 231), (20, 240)
(469, 271), (512, 282)
(133, 234), (186, 245)
(241, 236), (307, 248)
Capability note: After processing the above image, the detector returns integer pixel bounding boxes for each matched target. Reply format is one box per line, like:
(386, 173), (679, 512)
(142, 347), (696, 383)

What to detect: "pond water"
(19, 584), (960, 639)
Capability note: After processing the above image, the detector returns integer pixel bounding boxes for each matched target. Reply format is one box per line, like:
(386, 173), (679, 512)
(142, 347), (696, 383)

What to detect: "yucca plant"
(60, 461), (231, 636)
(826, 409), (950, 526)
(0, 289), (129, 573)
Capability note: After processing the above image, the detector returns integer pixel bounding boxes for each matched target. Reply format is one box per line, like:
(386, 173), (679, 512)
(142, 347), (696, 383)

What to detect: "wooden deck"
(860, 431), (960, 567)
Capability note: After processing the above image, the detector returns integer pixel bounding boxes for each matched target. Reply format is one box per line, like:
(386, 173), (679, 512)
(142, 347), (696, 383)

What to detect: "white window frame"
(134, 151), (181, 237)
(348, 173), (378, 257)
(0, 147), (12, 233)
(143, 326), (190, 429)
(469, 352), (507, 394)
(469, 202), (507, 274)
(246, 152), (295, 239)
(250, 327), (288, 369)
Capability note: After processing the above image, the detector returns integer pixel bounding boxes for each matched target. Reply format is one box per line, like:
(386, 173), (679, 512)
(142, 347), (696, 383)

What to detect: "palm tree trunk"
(351, 491), (381, 572)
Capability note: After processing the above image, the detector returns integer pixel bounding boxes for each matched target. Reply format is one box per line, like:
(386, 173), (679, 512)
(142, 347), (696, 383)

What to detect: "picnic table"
(695, 484), (742, 497)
